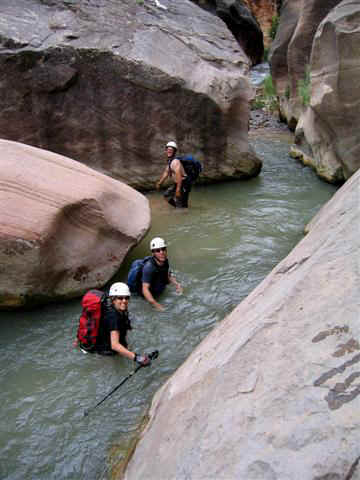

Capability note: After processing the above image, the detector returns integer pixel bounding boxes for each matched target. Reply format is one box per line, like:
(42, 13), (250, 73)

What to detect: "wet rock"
(0, 0), (261, 189)
(0, 139), (150, 310)
(123, 161), (360, 479)
(249, 108), (287, 132)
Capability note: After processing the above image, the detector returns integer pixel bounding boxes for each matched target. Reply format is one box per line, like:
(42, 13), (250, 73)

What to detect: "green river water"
(0, 131), (337, 480)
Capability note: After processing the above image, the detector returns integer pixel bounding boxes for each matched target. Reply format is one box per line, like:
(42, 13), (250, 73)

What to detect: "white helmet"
(166, 141), (177, 150)
(109, 282), (131, 297)
(150, 237), (167, 250)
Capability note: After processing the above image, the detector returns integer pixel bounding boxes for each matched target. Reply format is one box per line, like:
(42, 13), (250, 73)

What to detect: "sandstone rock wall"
(0, 0), (261, 190)
(269, 0), (300, 129)
(270, 0), (342, 129)
(291, 0), (360, 183)
(193, 0), (280, 62)
(123, 167), (360, 479)
(242, 0), (279, 48)
(0, 139), (150, 310)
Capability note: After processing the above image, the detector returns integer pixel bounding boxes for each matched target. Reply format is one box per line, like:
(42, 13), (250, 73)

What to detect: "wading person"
(156, 140), (193, 208)
(77, 282), (150, 366)
(127, 237), (182, 311)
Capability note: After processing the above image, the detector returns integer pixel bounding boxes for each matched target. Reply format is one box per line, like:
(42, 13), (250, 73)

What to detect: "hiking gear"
(109, 282), (131, 297)
(134, 353), (151, 366)
(178, 155), (202, 182)
(95, 301), (132, 354)
(150, 237), (167, 250)
(84, 350), (159, 416)
(164, 177), (192, 208)
(166, 141), (177, 150)
(77, 290), (106, 351)
(127, 256), (153, 293)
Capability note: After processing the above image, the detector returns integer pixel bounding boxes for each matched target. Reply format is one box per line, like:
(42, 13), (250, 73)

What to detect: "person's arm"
(110, 330), (135, 359)
(110, 331), (150, 365)
(156, 166), (170, 190)
(169, 272), (183, 293)
(142, 282), (165, 311)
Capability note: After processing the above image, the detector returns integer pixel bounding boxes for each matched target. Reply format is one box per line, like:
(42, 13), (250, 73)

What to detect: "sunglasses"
(152, 247), (167, 253)
(114, 296), (130, 301)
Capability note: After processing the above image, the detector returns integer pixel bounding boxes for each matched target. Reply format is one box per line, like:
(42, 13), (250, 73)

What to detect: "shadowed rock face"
(270, 0), (342, 129)
(291, 0), (360, 182)
(123, 154), (360, 480)
(242, 0), (280, 48)
(0, 0), (261, 189)
(0, 139), (150, 310)
(269, 0), (300, 95)
(192, 0), (265, 64)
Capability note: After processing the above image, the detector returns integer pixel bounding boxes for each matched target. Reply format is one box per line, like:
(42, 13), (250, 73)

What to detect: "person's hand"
(175, 283), (183, 294)
(134, 353), (151, 366)
(154, 302), (165, 311)
(156, 182), (161, 190)
(175, 190), (181, 198)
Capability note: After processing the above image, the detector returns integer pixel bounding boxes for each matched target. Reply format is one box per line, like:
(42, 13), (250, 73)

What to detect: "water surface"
(0, 134), (337, 479)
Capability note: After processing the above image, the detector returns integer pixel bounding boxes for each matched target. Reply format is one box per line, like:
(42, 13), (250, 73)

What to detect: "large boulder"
(0, 139), (150, 310)
(0, 0), (261, 189)
(291, 0), (360, 182)
(123, 169), (360, 477)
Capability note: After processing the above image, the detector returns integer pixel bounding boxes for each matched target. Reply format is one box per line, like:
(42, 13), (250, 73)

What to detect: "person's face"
(112, 296), (130, 312)
(152, 246), (167, 263)
(166, 147), (175, 158)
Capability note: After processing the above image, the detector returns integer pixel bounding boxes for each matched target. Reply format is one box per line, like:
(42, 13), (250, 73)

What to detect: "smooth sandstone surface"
(0, 139), (150, 309)
(124, 169), (360, 479)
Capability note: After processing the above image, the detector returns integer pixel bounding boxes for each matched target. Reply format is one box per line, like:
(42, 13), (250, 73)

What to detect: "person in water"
(156, 140), (193, 208)
(80, 282), (150, 365)
(141, 237), (182, 311)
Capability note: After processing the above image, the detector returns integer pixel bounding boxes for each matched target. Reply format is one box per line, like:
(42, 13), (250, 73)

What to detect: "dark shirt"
(95, 298), (132, 355)
(141, 257), (170, 297)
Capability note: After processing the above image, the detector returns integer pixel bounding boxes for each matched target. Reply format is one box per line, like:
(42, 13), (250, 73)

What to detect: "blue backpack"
(127, 256), (153, 293)
(176, 155), (203, 182)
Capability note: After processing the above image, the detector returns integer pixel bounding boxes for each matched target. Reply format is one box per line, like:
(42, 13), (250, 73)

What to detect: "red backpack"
(77, 290), (106, 350)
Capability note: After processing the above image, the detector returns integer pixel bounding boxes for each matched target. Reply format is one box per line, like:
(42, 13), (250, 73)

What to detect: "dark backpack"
(127, 256), (153, 293)
(178, 155), (203, 182)
(77, 289), (106, 350)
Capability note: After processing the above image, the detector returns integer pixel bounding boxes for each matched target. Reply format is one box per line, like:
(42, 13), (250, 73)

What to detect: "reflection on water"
(0, 136), (336, 479)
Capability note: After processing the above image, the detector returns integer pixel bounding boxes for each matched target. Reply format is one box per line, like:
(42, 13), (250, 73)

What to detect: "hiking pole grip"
(149, 350), (159, 361)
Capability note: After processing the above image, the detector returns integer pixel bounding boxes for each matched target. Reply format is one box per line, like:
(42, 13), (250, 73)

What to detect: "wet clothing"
(92, 298), (132, 355)
(164, 158), (193, 208)
(164, 176), (192, 208)
(141, 257), (170, 297)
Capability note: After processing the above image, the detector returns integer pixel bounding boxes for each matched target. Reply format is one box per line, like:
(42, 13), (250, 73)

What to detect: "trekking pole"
(84, 350), (159, 417)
